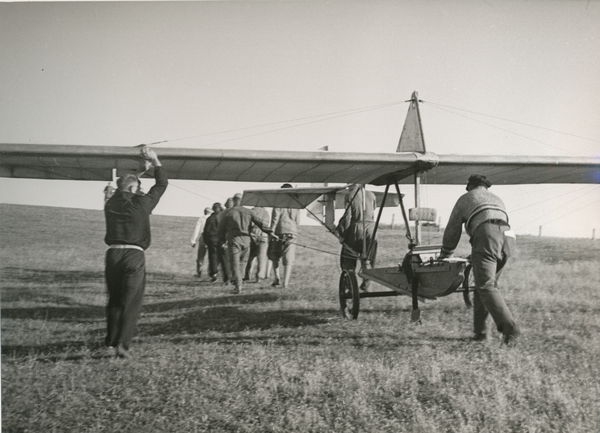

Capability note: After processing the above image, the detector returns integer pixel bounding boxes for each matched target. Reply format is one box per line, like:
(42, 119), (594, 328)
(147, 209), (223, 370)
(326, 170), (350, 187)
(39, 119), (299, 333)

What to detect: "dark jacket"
(104, 167), (168, 250)
(203, 211), (222, 245)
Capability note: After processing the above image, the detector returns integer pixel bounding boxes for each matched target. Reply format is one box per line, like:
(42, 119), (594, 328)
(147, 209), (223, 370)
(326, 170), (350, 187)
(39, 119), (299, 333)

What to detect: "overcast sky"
(1, 1), (599, 238)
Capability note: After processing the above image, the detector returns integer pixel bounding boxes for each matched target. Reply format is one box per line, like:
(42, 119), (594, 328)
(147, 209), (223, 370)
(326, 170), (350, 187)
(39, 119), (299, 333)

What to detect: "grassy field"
(1, 203), (599, 432)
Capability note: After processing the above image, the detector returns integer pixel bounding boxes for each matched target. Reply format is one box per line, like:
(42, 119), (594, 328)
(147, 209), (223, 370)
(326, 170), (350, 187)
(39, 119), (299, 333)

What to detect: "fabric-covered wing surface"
(1, 143), (598, 185)
(241, 186), (401, 209)
(242, 187), (347, 209)
(414, 154), (600, 185)
(0, 144), (428, 184)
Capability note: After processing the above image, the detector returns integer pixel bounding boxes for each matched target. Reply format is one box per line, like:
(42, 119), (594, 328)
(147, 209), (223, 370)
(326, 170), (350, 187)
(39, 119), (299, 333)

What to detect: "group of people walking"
(103, 146), (519, 359)
(190, 184), (300, 294)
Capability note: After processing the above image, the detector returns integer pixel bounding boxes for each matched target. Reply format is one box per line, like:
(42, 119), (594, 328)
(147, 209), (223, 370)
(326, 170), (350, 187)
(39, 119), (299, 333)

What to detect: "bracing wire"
(144, 97), (598, 155)
(424, 101), (600, 144)
(148, 101), (404, 147)
(510, 184), (597, 214)
(424, 103), (579, 155)
(513, 186), (600, 232)
(525, 197), (600, 229)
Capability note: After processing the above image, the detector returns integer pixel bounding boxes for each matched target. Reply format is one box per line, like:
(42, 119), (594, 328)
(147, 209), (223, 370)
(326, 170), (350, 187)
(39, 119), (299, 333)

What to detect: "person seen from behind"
(438, 174), (520, 345)
(104, 146), (167, 359)
(244, 205), (270, 283)
(335, 184), (378, 291)
(204, 202), (227, 283)
(268, 183), (300, 288)
(218, 193), (273, 294)
(190, 206), (212, 277)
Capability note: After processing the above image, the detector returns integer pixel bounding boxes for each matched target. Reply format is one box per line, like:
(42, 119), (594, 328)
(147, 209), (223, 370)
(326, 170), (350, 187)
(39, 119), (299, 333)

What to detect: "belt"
(108, 244), (144, 252)
(484, 219), (508, 226)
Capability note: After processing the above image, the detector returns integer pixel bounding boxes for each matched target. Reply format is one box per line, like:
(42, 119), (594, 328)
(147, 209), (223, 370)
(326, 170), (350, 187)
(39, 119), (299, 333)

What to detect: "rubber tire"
(339, 269), (360, 320)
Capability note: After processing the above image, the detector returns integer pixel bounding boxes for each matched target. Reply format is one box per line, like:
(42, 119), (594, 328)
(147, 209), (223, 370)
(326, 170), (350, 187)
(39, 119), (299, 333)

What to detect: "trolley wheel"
(462, 264), (475, 308)
(339, 269), (360, 320)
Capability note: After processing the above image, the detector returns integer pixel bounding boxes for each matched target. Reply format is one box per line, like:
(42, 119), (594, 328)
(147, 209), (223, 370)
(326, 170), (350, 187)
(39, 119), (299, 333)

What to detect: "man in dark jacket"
(203, 202), (228, 283)
(104, 146), (167, 358)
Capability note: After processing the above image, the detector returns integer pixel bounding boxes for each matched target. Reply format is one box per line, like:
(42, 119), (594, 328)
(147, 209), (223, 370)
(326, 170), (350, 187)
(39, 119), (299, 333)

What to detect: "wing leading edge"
(0, 143), (598, 185)
(0, 143), (433, 184)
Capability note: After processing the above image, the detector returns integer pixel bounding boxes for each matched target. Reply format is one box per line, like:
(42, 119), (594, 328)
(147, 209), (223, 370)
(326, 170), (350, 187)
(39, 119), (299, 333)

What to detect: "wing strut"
(394, 182), (413, 244)
(302, 189), (363, 263)
(368, 183), (389, 261)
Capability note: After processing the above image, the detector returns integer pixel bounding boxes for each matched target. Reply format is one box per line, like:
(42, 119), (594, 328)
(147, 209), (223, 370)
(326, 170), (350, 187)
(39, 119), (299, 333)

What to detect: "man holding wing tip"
(438, 174), (519, 345)
(103, 145), (168, 359)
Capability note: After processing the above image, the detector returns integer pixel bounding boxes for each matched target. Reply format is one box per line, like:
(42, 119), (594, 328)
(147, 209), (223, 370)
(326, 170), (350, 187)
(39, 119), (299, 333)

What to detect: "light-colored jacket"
(335, 188), (376, 242)
(441, 186), (508, 256)
(191, 216), (208, 244)
(271, 207), (300, 236)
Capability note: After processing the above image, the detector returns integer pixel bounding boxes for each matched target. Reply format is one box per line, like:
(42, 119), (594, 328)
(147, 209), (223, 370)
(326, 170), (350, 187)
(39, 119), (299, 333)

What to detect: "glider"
(1, 91), (598, 321)
(1, 94), (598, 186)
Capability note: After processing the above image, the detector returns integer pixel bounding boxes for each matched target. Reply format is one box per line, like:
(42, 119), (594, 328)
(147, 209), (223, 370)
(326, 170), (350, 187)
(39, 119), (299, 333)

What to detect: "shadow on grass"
(0, 291), (281, 321)
(1, 267), (104, 284)
(142, 291), (282, 313)
(0, 305), (105, 320)
(0, 267), (200, 288)
(140, 305), (330, 336)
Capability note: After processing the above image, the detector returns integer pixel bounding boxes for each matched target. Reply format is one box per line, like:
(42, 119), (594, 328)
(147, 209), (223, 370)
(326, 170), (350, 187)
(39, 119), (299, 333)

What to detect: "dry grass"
(1, 204), (599, 432)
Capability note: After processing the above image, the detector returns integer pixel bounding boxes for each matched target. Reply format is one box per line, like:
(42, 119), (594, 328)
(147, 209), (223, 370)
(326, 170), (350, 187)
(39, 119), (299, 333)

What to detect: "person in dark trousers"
(104, 146), (167, 358)
(438, 174), (520, 345)
(219, 197), (234, 283)
(204, 202), (228, 283)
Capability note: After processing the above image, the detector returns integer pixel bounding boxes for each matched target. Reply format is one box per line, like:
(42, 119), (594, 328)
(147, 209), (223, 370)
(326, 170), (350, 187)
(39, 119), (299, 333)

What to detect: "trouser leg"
(105, 250), (145, 350)
(244, 242), (257, 279)
(360, 238), (378, 291)
(281, 237), (296, 287)
(222, 246), (231, 282)
(217, 245), (230, 282)
(471, 225), (519, 340)
(207, 243), (218, 277)
(118, 264), (145, 350)
(472, 289), (489, 335)
(257, 240), (268, 279)
(229, 242), (242, 289)
(282, 265), (292, 287)
(340, 245), (357, 271)
(197, 238), (207, 274)
(105, 254), (122, 347)
(272, 260), (281, 284)
(230, 241), (249, 291)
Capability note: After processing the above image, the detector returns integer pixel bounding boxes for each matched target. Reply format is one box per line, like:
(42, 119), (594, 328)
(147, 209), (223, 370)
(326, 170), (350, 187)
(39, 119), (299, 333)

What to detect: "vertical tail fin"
(397, 91), (426, 153)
